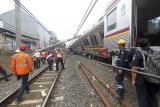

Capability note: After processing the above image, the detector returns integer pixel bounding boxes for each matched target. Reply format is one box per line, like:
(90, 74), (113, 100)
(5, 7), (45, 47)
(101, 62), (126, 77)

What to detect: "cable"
(69, 0), (98, 47)
(75, 0), (95, 37)
(74, 0), (98, 36)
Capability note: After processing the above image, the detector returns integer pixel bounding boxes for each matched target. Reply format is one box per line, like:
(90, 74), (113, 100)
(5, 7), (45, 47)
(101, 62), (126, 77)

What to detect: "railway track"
(0, 55), (67, 107)
(79, 56), (133, 107)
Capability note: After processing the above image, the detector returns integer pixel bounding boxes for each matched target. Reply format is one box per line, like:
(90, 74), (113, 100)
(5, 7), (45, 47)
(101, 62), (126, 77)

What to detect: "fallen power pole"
(37, 35), (81, 51)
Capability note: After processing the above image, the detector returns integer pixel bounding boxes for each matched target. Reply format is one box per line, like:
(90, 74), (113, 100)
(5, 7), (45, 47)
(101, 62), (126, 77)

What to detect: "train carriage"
(71, 0), (160, 64)
(104, 0), (160, 64)
(71, 17), (105, 60)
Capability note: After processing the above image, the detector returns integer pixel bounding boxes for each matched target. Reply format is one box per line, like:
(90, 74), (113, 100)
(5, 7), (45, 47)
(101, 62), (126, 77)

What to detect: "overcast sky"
(0, 0), (111, 41)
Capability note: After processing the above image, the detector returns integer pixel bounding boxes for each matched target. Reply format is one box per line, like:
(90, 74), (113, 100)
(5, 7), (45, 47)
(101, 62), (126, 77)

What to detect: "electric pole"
(15, 0), (21, 48)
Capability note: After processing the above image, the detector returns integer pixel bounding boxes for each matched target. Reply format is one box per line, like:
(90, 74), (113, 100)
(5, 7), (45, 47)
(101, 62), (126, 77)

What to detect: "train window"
(90, 37), (95, 45)
(83, 40), (86, 46)
(136, 0), (160, 46)
(107, 8), (117, 32)
(93, 35), (98, 45)
(80, 41), (83, 46)
(86, 39), (89, 45)
(99, 31), (104, 40)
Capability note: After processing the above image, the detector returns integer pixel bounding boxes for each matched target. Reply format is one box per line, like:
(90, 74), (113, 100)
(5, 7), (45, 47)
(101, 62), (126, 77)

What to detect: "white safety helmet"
(15, 49), (20, 53)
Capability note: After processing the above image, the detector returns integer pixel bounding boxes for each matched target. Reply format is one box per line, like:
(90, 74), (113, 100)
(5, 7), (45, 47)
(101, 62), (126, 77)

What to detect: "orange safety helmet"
(19, 45), (27, 51)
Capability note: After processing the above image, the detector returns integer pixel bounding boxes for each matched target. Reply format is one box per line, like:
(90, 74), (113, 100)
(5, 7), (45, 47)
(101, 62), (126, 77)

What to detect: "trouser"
(41, 57), (46, 64)
(47, 60), (53, 71)
(33, 60), (37, 69)
(0, 67), (8, 80)
(16, 73), (29, 100)
(56, 58), (64, 70)
(37, 58), (41, 68)
(115, 72), (124, 96)
(135, 77), (160, 107)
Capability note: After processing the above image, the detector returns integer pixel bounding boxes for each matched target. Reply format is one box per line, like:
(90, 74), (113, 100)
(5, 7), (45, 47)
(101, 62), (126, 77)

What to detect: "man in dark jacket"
(115, 39), (128, 100)
(131, 37), (160, 107)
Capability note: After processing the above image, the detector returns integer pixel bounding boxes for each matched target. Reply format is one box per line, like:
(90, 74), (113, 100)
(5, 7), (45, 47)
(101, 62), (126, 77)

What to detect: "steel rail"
(0, 65), (48, 105)
(80, 56), (160, 79)
(80, 62), (132, 107)
(80, 62), (113, 107)
(42, 55), (67, 107)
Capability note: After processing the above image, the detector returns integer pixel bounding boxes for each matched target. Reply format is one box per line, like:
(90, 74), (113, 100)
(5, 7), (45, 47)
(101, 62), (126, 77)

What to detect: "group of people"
(2, 45), (65, 104)
(45, 48), (65, 71)
(32, 48), (65, 71)
(115, 37), (160, 107)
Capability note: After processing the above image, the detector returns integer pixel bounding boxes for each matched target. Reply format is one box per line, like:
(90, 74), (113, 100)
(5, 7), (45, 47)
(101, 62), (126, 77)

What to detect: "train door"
(135, 0), (160, 48)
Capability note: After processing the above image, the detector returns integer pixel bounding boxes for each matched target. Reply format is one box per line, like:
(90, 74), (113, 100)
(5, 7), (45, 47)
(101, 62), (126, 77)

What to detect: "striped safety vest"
(14, 53), (28, 67)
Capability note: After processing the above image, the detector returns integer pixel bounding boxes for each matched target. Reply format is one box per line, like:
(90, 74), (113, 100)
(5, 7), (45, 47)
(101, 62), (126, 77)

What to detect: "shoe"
(25, 89), (30, 93)
(120, 95), (124, 100)
(116, 94), (124, 103)
(14, 98), (24, 104)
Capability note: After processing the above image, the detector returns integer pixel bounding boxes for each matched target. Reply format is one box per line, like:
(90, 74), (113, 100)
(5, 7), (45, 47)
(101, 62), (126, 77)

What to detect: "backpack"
(140, 50), (160, 84)
(125, 48), (138, 69)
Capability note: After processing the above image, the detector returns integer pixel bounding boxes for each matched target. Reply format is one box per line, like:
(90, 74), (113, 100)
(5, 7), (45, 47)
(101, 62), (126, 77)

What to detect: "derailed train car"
(71, 0), (160, 64)
(71, 17), (106, 61)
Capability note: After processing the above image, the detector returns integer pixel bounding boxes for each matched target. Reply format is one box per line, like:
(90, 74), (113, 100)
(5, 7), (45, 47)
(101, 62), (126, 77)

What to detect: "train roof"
(71, 20), (104, 47)
(105, 0), (119, 13)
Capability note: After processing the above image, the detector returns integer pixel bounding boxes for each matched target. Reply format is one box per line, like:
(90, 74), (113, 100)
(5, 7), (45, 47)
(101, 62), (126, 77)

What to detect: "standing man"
(115, 39), (128, 100)
(34, 50), (41, 69)
(56, 48), (65, 71)
(46, 51), (54, 71)
(11, 45), (32, 103)
(32, 50), (37, 69)
(131, 38), (160, 107)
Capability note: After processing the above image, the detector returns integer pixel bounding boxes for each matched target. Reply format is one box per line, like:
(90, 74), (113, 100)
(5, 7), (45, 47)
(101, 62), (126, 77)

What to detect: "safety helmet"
(117, 39), (126, 45)
(19, 45), (27, 51)
(15, 49), (20, 53)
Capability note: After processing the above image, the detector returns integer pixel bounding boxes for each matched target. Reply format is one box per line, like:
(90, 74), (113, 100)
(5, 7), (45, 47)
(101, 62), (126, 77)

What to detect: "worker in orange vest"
(11, 45), (32, 104)
(55, 48), (65, 71)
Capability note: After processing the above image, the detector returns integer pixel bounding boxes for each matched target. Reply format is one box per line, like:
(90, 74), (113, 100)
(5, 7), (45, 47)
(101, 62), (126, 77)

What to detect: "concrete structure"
(0, 9), (57, 49)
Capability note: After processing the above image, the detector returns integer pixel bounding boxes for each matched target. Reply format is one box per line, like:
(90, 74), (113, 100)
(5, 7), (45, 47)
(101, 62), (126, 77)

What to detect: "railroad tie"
(10, 99), (43, 105)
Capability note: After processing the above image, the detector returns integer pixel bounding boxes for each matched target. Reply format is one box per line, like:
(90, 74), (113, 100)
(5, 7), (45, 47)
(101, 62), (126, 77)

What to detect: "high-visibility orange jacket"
(11, 52), (32, 75)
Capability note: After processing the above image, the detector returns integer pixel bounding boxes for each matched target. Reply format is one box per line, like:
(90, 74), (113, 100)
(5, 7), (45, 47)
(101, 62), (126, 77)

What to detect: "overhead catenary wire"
(68, 0), (96, 47)
(69, 0), (98, 47)
(74, 0), (95, 37)
(74, 0), (98, 36)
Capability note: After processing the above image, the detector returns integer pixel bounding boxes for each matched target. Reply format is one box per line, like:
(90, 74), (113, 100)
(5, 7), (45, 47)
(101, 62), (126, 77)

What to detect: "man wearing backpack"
(131, 38), (160, 107)
(115, 39), (128, 100)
